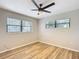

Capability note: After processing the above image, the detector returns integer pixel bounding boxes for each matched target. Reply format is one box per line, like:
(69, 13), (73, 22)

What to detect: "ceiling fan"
(31, 0), (55, 15)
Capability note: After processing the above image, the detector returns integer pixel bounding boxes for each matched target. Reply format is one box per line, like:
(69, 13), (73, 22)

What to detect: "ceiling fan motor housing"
(39, 4), (43, 7)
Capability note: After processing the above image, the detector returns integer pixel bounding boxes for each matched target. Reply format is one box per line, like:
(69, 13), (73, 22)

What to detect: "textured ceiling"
(0, 0), (79, 19)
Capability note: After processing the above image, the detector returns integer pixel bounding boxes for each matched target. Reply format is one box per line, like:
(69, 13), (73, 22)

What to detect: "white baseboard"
(40, 41), (79, 52)
(0, 41), (79, 54)
(0, 41), (37, 54)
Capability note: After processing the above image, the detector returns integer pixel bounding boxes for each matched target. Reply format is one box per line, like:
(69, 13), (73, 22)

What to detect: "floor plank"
(0, 42), (79, 59)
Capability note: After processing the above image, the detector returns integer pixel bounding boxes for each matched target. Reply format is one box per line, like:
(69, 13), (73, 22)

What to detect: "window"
(45, 18), (70, 29)
(56, 19), (70, 28)
(7, 18), (21, 32)
(22, 21), (32, 32)
(45, 20), (55, 29)
(6, 17), (32, 32)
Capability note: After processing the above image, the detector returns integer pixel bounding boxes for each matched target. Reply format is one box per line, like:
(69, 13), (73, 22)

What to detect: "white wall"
(0, 8), (79, 53)
(39, 9), (79, 52)
(0, 9), (38, 53)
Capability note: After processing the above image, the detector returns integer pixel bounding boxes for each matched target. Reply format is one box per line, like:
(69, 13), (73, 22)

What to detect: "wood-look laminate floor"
(0, 42), (79, 59)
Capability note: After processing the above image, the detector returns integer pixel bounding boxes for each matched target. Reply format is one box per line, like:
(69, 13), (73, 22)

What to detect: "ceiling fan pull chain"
(37, 13), (40, 15)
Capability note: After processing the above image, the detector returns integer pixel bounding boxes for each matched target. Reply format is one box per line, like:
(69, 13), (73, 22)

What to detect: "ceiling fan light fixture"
(31, 0), (55, 15)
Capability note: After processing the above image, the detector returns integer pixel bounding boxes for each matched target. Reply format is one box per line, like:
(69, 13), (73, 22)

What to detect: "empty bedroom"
(0, 0), (79, 59)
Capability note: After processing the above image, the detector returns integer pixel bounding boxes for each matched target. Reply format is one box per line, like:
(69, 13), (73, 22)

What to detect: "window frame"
(55, 18), (70, 28)
(22, 21), (32, 32)
(45, 18), (70, 29)
(6, 17), (32, 32)
(45, 20), (55, 29)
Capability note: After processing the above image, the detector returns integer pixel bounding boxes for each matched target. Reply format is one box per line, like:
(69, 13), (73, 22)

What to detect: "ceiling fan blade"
(32, 9), (38, 11)
(42, 10), (51, 13)
(32, 0), (39, 8)
(42, 2), (55, 9)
